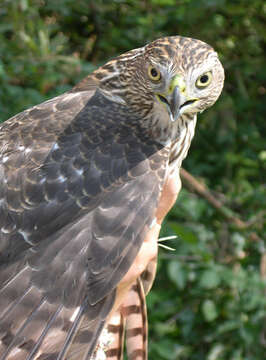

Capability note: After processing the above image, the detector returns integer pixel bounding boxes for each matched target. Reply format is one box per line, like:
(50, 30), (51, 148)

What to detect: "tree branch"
(180, 168), (250, 230)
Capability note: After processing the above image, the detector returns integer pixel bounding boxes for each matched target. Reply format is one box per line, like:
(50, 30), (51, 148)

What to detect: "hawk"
(0, 36), (224, 360)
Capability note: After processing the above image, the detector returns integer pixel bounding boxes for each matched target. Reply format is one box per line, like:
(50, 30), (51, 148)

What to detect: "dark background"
(0, 1), (265, 359)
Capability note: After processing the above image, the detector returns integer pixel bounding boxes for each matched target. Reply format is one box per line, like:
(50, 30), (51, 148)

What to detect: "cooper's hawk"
(0, 36), (224, 360)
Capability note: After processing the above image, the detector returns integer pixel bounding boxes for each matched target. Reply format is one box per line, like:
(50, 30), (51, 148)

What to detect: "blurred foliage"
(0, 0), (265, 359)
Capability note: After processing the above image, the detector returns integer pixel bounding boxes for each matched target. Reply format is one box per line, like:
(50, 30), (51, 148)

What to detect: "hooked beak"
(156, 75), (198, 122)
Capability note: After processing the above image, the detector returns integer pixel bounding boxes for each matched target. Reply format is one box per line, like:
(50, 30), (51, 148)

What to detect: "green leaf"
(167, 260), (187, 290)
(207, 343), (225, 360)
(202, 299), (218, 322)
(154, 321), (176, 336)
(199, 269), (221, 289)
(217, 320), (240, 334)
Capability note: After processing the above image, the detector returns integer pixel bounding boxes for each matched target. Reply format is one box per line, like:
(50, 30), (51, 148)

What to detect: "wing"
(0, 88), (169, 359)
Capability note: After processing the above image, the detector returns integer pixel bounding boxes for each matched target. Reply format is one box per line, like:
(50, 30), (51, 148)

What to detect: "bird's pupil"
(200, 74), (209, 83)
(151, 68), (158, 77)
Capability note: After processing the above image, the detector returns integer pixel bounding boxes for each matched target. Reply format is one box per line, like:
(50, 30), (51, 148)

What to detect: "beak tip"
(169, 86), (181, 122)
(171, 111), (180, 122)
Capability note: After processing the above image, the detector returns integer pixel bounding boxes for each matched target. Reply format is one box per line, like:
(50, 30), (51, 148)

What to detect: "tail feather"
(124, 279), (147, 360)
(101, 278), (148, 360)
(105, 312), (125, 360)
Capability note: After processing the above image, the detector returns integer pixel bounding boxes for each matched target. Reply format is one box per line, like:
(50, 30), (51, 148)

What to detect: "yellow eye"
(148, 66), (161, 81)
(196, 71), (212, 88)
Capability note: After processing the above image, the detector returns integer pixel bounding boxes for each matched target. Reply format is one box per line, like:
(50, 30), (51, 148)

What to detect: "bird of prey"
(0, 36), (224, 360)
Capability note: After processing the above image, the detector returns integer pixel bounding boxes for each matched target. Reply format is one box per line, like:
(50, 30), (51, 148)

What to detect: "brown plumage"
(0, 36), (224, 359)
(102, 257), (157, 360)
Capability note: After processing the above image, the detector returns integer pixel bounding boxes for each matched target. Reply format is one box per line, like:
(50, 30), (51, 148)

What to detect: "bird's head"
(94, 36), (224, 123)
(141, 36), (224, 122)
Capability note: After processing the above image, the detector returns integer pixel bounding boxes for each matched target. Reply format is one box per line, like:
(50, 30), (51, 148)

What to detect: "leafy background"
(0, 0), (265, 359)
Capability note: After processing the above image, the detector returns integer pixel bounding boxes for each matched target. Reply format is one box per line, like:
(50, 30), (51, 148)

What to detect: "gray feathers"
(0, 88), (168, 359)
